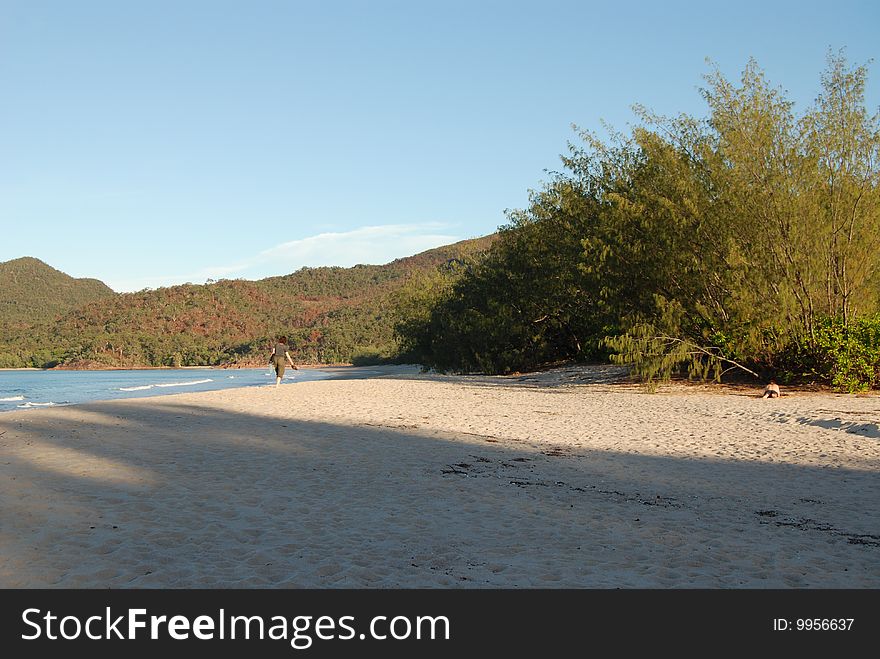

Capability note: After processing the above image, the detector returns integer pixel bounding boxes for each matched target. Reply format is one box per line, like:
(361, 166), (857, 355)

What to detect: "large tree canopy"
(396, 54), (880, 389)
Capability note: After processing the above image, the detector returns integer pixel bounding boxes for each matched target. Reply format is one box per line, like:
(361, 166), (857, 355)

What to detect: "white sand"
(1, 365), (877, 588)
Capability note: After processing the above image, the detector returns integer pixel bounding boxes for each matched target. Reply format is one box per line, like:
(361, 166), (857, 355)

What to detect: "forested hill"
(0, 236), (494, 368)
(0, 257), (115, 325)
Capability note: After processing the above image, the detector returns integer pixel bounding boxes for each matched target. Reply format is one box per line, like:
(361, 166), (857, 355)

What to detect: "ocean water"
(0, 367), (333, 412)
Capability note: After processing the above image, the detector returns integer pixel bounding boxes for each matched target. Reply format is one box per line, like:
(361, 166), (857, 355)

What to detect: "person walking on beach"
(270, 336), (297, 387)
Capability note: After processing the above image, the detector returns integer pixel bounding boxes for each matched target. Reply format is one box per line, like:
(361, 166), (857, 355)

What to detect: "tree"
(396, 55), (880, 388)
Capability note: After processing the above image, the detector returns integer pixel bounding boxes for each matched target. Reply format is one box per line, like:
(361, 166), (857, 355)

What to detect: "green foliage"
(812, 315), (880, 392)
(0, 238), (495, 369)
(395, 181), (609, 374)
(605, 299), (734, 383)
(394, 54), (880, 390)
(0, 257), (114, 326)
(350, 347), (391, 366)
(600, 53), (880, 385)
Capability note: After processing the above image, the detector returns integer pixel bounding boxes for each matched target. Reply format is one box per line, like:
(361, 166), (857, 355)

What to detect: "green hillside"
(0, 237), (494, 368)
(0, 257), (115, 325)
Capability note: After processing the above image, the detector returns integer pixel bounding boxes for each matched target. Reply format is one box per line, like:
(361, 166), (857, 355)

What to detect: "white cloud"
(110, 223), (461, 292)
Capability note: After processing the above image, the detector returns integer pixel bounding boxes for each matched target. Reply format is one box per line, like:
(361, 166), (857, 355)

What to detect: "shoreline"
(3, 361), (870, 396)
(0, 365), (420, 413)
(0, 363), (357, 372)
(3, 362), (877, 402)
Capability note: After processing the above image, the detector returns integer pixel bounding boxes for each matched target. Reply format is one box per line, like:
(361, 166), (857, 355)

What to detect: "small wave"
(155, 378), (213, 388)
(17, 401), (62, 408)
(118, 378), (214, 392)
(0, 395), (25, 402)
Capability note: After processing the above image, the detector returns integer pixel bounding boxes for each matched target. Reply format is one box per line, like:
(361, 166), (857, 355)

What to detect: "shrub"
(351, 347), (389, 366)
(812, 315), (880, 392)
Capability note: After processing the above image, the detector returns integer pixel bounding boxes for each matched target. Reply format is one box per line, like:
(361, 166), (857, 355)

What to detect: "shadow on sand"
(1, 384), (878, 588)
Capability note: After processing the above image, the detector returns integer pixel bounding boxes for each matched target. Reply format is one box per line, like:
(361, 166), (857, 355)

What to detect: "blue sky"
(1, 0), (878, 291)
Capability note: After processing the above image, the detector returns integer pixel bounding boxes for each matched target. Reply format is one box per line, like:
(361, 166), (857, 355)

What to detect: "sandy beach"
(0, 364), (877, 588)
